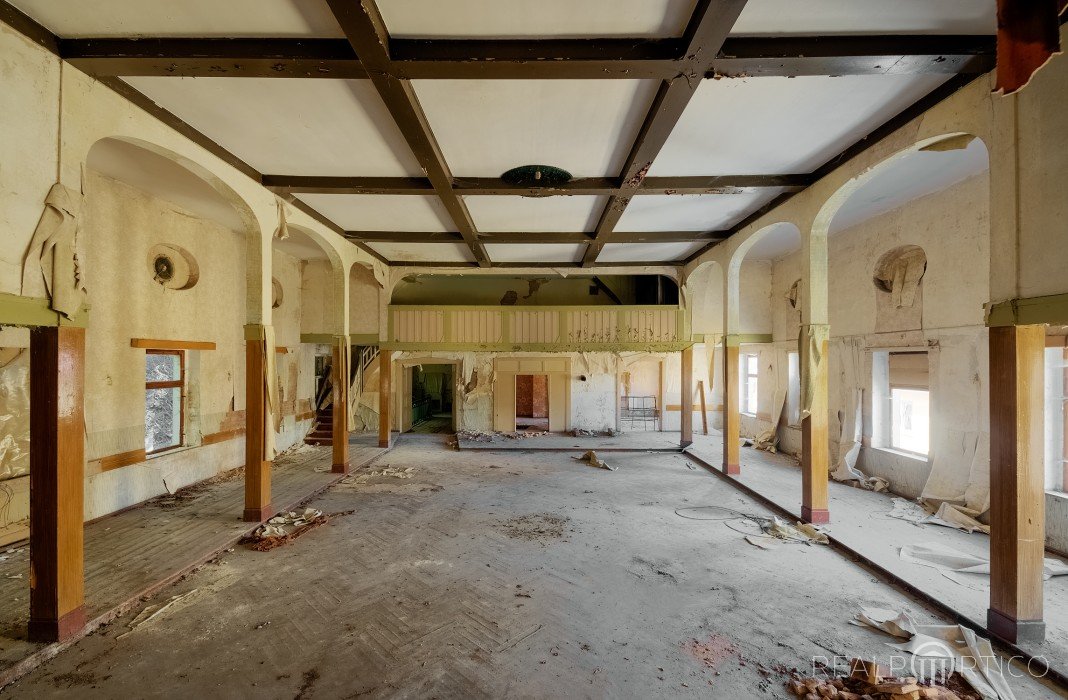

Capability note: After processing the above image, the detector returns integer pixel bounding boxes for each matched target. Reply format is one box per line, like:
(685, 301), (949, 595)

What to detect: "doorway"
(408, 364), (454, 433)
(515, 374), (549, 431)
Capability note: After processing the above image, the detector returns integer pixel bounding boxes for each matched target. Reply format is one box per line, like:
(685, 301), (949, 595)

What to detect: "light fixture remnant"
(501, 164), (573, 188)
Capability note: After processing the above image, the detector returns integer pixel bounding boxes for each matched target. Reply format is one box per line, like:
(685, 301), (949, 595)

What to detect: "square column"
(243, 325), (272, 522)
(332, 338), (350, 473)
(800, 323), (829, 524)
(722, 335), (740, 474)
(680, 345), (693, 447)
(29, 326), (87, 643)
(987, 324), (1046, 644)
(379, 351), (392, 448)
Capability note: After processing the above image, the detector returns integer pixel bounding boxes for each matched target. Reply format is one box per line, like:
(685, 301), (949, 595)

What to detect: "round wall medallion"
(147, 244), (199, 290)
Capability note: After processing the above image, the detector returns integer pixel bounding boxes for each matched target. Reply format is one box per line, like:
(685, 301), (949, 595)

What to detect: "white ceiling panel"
(733, 1), (995, 36)
(649, 74), (950, 176)
(298, 194), (452, 232)
(11, 0), (344, 38)
(616, 191), (783, 232)
(465, 196), (607, 233)
(414, 80), (657, 177)
(378, 0), (697, 38)
(484, 244), (586, 264)
(368, 242), (475, 264)
(598, 242), (705, 263)
(122, 78), (422, 177)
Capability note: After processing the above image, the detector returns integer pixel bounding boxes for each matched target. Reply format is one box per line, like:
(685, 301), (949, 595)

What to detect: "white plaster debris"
(852, 606), (1016, 700)
(116, 589), (199, 640)
(899, 542), (1068, 585)
(572, 450), (615, 471)
(886, 497), (989, 534)
(251, 508), (324, 540)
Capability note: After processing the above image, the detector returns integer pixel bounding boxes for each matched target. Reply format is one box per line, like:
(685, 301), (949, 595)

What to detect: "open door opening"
(408, 364), (454, 433)
(515, 374), (549, 431)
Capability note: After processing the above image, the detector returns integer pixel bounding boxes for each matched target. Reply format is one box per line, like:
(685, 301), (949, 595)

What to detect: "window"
(785, 351), (800, 425)
(1044, 346), (1067, 494)
(873, 351), (929, 456)
(740, 353), (759, 415)
(145, 351), (184, 454)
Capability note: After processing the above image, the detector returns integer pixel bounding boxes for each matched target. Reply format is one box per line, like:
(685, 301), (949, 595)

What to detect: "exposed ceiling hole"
(501, 164), (573, 188)
(148, 244), (199, 290)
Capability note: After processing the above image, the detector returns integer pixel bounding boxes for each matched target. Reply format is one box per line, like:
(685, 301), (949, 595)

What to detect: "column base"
(723, 463), (740, 475)
(331, 462), (350, 474)
(29, 606), (87, 643)
(988, 608), (1046, 644)
(680, 439), (693, 448)
(243, 504), (276, 523)
(801, 506), (830, 524)
(378, 432), (392, 449)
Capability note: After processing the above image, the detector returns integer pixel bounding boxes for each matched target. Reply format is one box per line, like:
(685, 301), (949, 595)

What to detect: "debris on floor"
(570, 428), (617, 437)
(116, 589), (198, 640)
(240, 508), (354, 552)
(673, 506), (828, 547)
(899, 542), (1068, 584)
(456, 430), (494, 442)
(504, 430), (550, 439)
(500, 513), (569, 544)
(763, 517), (829, 545)
(786, 661), (980, 700)
(685, 634), (738, 671)
(573, 450), (616, 471)
(751, 426), (779, 453)
(851, 606), (1017, 700)
(886, 499), (989, 534)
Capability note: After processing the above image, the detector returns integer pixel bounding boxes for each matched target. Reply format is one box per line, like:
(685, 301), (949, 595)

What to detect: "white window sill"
(868, 445), (929, 464)
(145, 443), (197, 460)
(741, 412), (757, 418)
(1047, 490), (1068, 503)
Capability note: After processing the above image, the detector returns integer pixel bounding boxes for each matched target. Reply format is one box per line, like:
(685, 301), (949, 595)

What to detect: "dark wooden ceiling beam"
(58, 35), (996, 80)
(346, 231), (727, 244)
(264, 174), (812, 196)
(325, 0), (490, 267)
(710, 35), (995, 78)
(582, 0), (749, 267)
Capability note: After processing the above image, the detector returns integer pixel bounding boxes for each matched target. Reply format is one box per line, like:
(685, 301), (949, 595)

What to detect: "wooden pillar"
(987, 324), (1046, 644)
(29, 326), (87, 643)
(331, 339), (349, 473)
(800, 324), (830, 524)
(243, 325), (272, 522)
(680, 345), (693, 447)
(722, 336), (740, 475)
(378, 351), (391, 448)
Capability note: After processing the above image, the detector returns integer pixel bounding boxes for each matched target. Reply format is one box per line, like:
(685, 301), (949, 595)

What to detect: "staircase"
(304, 404), (334, 446)
(304, 345), (380, 446)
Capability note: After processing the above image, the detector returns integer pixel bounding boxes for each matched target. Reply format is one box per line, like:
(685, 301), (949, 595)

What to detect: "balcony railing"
(386, 305), (688, 351)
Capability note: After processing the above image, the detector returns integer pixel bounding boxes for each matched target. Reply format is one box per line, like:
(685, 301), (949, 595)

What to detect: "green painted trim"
(390, 303), (679, 312)
(986, 293), (1068, 327)
(300, 332), (344, 345)
(381, 341), (692, 353)
(0, 293), (87, 328)
(350, 333), (379, 346)
(738, 334), (774, 344)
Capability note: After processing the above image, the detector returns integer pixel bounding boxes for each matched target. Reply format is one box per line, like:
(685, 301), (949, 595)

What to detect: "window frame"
(741, 352), (759, 416)
(145, 349), (185, 456)
(887, 385), (930, 457)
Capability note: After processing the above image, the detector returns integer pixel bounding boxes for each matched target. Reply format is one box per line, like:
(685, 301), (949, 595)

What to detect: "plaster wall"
(301, 260), (338, 336)
(386, 349), (707, 435)
(735, 174), (991, 500)
(0, 24), (60, 297)
(81, 172), (248, 515)
(349, 264), (381, 336)
(272, 249), (315, 453)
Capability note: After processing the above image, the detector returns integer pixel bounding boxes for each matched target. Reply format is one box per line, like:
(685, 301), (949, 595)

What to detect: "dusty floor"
(3, 434), (1061, 698)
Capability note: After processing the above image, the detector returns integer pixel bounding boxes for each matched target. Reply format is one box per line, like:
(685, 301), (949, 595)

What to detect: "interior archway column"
(331, 263), (352, 472)
(721, 268), (741, 474)
(799, 224), (830, 524)
(243, 228), (275, 522)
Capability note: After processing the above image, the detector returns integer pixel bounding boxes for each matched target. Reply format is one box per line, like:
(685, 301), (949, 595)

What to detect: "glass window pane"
(747, 377), (758, 414)
(891, 387), (929, 455)
(146, 387), (181, 452)
(146, 353), (181, 382)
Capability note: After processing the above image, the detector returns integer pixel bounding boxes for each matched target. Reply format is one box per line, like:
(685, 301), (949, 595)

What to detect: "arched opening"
(804, 134), (990, 497)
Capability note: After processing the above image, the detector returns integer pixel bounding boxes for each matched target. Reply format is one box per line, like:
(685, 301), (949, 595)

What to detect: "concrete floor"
(3, 434), (1061, 698)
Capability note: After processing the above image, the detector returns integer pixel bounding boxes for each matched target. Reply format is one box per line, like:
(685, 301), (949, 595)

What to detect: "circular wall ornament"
(148, 244), (199, 290)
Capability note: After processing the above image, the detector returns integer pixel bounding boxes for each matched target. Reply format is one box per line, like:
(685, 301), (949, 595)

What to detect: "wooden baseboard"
(202, 428), (245, 446)
(97, 448), (146, 473)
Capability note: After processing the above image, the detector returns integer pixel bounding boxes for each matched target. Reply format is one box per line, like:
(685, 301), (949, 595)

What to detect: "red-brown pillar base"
(244, 330), (272, 523)
(988, 608), (1045, 645)
(29, 606), (87, 644)
(243, 499), (277, 523)
(332, 340), (350, 473)
(723, 463), (740, 476)
(801, 506), (830, 525)
(379, 351), (392, 449)
(680, 345), (694, 448)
